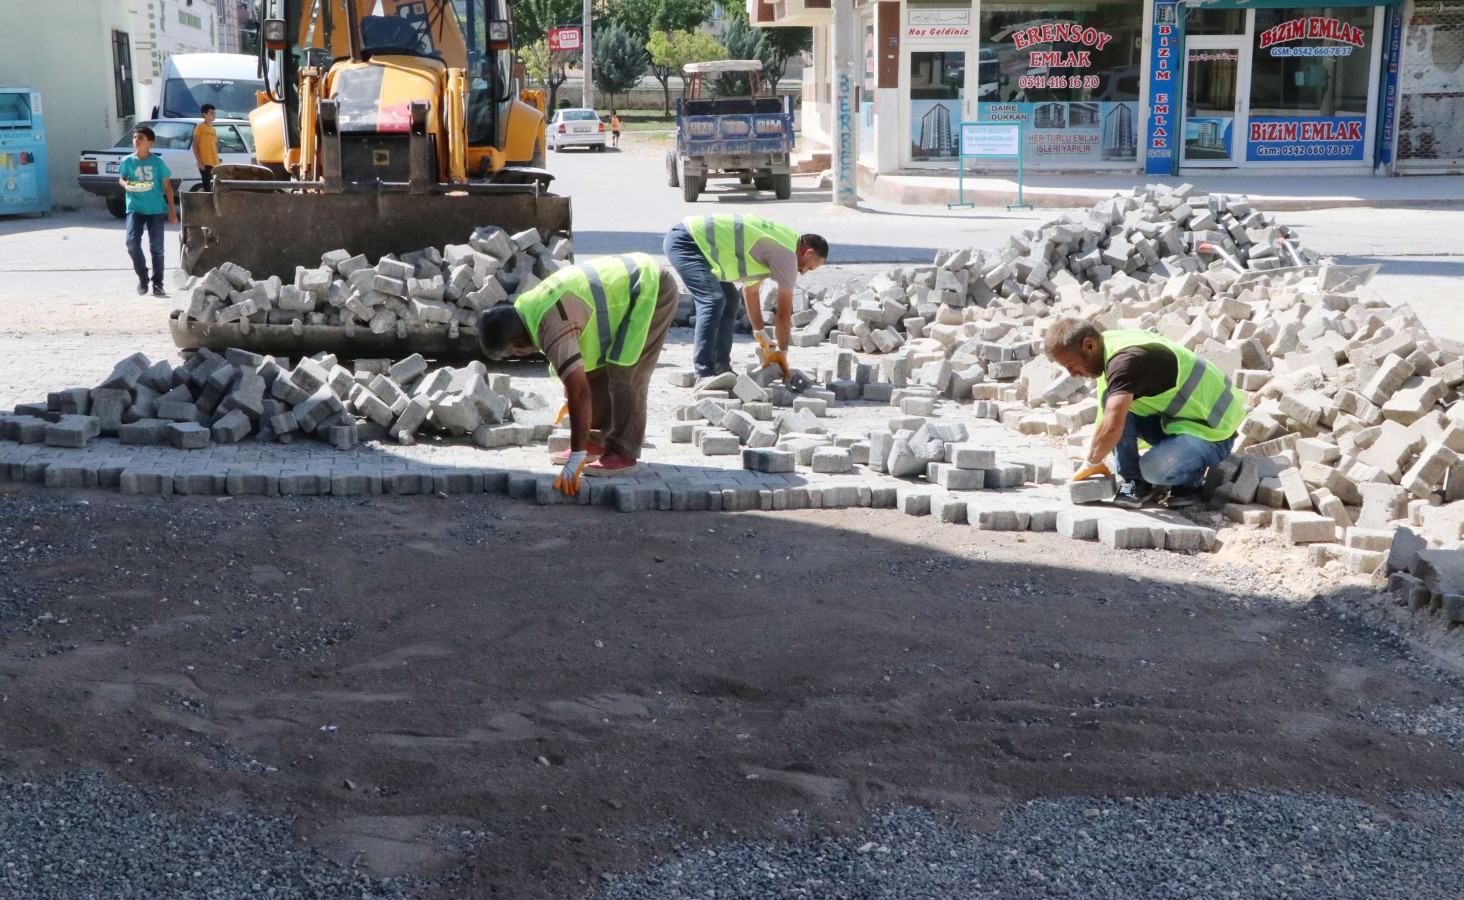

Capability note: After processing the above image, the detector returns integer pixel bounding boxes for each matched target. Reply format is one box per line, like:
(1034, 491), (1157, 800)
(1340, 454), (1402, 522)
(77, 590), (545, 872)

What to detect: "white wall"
(0, 0), (141, 208)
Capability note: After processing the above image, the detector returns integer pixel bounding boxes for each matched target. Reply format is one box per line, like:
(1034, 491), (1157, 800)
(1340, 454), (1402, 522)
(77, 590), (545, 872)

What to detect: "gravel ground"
(0, 771), (419, 900)
(598, 792), (1464, 899)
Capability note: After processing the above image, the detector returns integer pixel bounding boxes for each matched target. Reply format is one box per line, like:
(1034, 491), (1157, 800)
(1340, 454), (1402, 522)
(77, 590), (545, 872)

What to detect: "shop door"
(1181, 38), (1249, 167)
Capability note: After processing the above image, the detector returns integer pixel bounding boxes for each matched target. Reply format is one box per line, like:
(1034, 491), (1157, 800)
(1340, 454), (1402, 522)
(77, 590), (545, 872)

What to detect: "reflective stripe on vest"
(514, 253), (660, 371)
(1096, 330), (1245, 442)
(684, 214), (798, 283)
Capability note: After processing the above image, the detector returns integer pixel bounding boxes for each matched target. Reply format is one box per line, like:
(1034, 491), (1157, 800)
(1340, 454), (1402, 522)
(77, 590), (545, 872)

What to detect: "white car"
(547, 108), (607, 152)
(78, 118), (255, 218)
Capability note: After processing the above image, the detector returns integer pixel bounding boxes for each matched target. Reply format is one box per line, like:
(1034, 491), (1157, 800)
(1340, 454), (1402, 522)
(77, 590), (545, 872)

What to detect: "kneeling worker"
(478, 252), (680, 496)
(1044, 317), (1244, 509)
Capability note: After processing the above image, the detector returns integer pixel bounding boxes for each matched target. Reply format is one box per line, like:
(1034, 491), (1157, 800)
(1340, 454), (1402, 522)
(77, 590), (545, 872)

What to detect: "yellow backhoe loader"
(180, 0), (570, 282)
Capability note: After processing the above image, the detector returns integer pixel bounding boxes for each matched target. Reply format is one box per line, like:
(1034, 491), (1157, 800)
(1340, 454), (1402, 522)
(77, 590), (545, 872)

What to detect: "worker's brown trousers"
(586, 270), (681, 460)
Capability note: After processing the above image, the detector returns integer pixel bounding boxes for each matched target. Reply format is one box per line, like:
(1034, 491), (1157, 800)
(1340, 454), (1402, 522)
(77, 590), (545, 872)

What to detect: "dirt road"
(3, 486), (1463, 897)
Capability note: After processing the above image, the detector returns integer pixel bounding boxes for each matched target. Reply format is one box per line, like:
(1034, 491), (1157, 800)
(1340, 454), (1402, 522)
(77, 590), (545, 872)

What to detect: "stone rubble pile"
(179, 226), (573, 337)
(778, 182), (1314, 363)
(0, 349), (552, 452)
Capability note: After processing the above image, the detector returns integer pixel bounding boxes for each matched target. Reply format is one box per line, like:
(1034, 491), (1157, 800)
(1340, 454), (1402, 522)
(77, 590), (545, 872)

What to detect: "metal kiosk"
(0, 87), (50, 216)
(947, 122), (1032, 212)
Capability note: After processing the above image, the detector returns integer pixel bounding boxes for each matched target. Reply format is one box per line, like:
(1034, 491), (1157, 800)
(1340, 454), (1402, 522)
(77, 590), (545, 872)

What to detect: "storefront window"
(975, 0), (1143, 163)
(1247, 7), (1374, 161)
(1185, 8), (1246, 36)
(910, 51), (964, 160)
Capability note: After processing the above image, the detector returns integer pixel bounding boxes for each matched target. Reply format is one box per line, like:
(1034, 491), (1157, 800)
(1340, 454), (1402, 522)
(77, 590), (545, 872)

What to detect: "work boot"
(549, 442), (604, 464)
(136, 281), (148, 296)
(1112, 479), (1159, 509)
(151, 283), (168, 298)
(583, 453), (638, 477)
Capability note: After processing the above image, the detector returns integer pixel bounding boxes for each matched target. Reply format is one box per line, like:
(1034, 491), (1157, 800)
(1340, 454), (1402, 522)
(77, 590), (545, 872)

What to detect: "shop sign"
(1258, 17), (1365, 57)
(1145, 1), (1179, 174)
(907, 8), (970, 40)
(1380, 11), (1402, 165)
(977, 101), (1139, 163)
(1246, 115), (1366, 161)
(548, 27), (581, 52)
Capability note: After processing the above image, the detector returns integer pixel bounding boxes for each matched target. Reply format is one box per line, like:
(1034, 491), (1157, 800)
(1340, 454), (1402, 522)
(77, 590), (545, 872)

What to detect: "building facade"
(0, 0), (236, 208)
(756, 0), (1463, 178)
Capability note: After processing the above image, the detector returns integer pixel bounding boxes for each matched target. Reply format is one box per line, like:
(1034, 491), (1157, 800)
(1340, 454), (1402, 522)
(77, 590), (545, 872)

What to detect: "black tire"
(105, 195), (126, 219)
(666, 150), (680, 188)
(682, 175), (703, 203)
(595, 144), (606, 152)
(529, 137), (545, 168)
(754, 174), (775, 191)
(773, 172), (792, 200)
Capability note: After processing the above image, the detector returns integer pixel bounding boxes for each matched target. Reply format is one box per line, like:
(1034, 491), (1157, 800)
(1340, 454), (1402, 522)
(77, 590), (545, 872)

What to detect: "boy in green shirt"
(118, 125), (177, 296)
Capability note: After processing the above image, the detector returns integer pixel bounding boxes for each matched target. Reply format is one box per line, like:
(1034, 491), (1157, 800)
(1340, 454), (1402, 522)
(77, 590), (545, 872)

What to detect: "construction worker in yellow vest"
(1044, 317), (1245, 510)
(663, 214), (828, 383)
(477, 253), (680, 496)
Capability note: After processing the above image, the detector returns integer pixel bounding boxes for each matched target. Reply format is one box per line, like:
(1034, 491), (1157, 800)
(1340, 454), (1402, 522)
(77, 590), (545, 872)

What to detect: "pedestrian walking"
(476, 252), (681, 495)
(118, 125), (177, 297)
(192, 103), (220, 191)
(663, 214), (827, 381)
(610, 112), (621, 149)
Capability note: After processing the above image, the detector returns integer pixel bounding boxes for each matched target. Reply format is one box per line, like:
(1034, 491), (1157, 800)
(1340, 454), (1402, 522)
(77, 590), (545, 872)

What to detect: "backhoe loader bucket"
(179, 181), (572, 282)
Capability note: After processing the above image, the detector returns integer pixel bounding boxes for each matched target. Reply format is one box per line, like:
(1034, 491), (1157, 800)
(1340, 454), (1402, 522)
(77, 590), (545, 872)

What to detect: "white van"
(154, 53), (264, 120)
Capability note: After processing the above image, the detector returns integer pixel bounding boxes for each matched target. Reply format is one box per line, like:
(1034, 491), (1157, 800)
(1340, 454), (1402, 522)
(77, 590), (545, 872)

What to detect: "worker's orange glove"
(753, 327), (774, 354)
(1071, 462), (1112, 482)
(554, 450), (588, 497)
(553, 403), (569, 427)
(757, 349), (791, 382)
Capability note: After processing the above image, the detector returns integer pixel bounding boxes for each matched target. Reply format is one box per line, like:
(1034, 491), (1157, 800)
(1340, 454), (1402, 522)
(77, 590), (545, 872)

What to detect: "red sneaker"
(549, 442), (605, 464)
(582, 453), (639, 477)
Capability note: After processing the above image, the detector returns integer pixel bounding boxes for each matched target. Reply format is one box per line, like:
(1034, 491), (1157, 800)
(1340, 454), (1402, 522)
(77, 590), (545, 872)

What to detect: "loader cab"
(260, 0), (515, 167)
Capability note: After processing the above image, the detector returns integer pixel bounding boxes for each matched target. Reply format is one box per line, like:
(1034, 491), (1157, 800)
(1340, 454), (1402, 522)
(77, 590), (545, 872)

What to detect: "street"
(2, 134), (1464, 898)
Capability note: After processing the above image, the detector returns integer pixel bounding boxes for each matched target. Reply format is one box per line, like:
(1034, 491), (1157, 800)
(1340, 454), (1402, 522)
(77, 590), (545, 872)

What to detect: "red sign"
(549, 27), (581, 52)
(1258, 17), (1365, 49)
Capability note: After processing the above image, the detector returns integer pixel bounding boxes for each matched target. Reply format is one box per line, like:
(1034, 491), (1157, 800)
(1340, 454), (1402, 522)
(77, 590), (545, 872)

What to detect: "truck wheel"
(682, 175), (703, 203)
(773, 172), (792, 200)
(754, 174), (775, 191)
(665, 150), (680, 188)
(105, 196), (126, 219)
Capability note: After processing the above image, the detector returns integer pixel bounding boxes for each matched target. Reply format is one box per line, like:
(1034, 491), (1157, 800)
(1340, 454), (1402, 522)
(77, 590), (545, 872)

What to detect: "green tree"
(647, 29), (725, 114)
(757, 27), (809, 87)
(714, 20), (763, 96)
(599, 0), (713, 42)
(520, 38), (580, 114)
(592, 24), (648, 112)
(513, 0), (583, 48)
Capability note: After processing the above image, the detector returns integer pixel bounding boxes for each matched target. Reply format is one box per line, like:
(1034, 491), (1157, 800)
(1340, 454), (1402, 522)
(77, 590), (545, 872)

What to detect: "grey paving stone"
(167, 422), (211, 450)
(119, 468), (175, 496)
(175, 470), (227, 494)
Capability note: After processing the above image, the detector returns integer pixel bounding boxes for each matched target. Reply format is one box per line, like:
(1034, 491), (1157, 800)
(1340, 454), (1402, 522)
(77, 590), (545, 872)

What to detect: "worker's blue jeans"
(125, 212), (167, 287)
(664, 224), (740, 377)
(1115, 413), (1234, 489)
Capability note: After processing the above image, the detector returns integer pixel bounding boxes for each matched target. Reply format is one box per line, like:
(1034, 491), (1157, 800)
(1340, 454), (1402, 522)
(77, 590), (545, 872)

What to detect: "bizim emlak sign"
(1247, 116), (1366, 161)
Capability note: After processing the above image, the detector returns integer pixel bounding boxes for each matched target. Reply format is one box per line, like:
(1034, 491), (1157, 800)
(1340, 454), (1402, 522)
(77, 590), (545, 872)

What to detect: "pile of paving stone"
(785, 182), (1313, 358)
(179, 226), (573, 336)
(0, 349), (551, 452)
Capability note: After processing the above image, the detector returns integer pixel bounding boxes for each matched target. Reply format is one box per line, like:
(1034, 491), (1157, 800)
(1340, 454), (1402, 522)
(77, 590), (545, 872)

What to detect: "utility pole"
(582, 0), (594, 110)
(830, 0), (857, 208)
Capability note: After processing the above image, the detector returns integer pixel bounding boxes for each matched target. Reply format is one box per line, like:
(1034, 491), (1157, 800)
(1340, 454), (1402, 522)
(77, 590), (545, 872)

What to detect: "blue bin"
(0, 86), (51, 216)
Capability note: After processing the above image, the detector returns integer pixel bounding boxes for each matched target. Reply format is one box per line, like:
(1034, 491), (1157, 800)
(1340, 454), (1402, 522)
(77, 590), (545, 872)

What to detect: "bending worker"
(478, 252), (680, 495)
(1044, 317), (1244, 509)
(663, 214), (827, 381)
